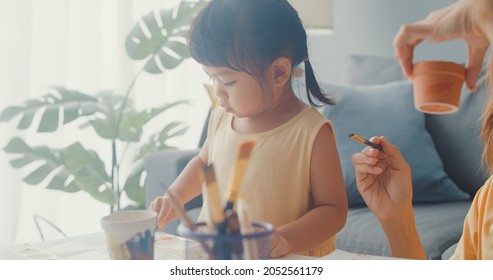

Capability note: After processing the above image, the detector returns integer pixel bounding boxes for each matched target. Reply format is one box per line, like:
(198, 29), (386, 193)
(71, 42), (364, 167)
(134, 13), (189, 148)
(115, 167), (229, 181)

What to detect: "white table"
(0, 232), (395, 260)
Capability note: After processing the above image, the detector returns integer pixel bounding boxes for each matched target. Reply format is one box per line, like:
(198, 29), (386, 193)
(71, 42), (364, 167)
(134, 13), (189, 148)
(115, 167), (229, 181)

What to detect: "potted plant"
(0, 0), (208, 213)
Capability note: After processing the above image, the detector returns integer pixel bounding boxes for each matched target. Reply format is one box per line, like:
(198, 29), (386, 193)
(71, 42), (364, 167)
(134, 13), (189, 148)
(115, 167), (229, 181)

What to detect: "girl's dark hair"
(188, 0), (334, 106)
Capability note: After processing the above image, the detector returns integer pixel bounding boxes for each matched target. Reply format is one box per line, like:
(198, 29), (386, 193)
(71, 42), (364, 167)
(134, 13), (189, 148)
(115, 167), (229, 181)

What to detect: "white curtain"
(0, 0), (209, 245)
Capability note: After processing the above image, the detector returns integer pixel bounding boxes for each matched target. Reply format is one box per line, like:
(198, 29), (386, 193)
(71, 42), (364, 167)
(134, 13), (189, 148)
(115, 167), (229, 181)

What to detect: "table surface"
(0, 232), (395, 260)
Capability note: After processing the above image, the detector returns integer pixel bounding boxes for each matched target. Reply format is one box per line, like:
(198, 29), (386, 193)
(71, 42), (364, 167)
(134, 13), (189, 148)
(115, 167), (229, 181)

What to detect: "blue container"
(177, 221), (274, 260)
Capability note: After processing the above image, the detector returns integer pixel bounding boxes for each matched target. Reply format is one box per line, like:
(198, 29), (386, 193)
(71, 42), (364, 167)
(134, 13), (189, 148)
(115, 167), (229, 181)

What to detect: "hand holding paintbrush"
(166, 189), (216, 259)
(348, 133), (383, 151)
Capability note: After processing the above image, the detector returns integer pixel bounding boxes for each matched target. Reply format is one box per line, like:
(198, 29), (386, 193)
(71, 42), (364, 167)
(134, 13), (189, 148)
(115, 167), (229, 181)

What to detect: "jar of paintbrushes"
(177, 219), (273, 260)
(172, 139), (274, 259)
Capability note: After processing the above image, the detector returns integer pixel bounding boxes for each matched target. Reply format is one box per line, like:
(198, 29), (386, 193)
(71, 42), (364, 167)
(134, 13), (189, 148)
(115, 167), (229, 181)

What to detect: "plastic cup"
(177, 221), (274, 260)
(100, 210), (157, 260)
(412, 60), (465, 114)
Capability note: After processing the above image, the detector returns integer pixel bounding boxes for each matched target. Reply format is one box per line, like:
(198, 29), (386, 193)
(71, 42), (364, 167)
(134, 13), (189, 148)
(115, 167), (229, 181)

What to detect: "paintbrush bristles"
(238, 139), (256, 158)
(203, 164), (225, 224)
(348, 133), (366, 144)
(224, 139), (256, 211)
(348, 133), (383, 151)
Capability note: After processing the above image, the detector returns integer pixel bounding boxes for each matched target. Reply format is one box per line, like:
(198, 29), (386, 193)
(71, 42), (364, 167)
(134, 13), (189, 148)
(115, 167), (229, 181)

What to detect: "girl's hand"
(269, 231), (291, 259)
(351, 136), (413, 224)
(148, 194), (180, 229)
(393, 0), (491, 91)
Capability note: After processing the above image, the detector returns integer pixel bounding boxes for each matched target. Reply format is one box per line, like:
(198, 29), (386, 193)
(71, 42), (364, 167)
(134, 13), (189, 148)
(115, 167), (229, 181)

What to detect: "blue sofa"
(144, 54), (489, 259)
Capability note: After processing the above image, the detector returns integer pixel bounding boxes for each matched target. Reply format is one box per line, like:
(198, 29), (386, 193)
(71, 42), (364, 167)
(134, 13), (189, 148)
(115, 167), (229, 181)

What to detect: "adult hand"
(393, 0), (491, 91)
(351, 136), (412, 224)
(148, 193), (180, 229)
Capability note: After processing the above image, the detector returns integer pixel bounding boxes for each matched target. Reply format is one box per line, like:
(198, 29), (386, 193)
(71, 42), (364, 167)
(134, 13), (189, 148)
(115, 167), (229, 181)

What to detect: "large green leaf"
(79, 91), (134, 141)
(84, 93), (188, 142)
(4, 137), (79, 193)
(0, 87), (102, 132)
(136, 121), (188, 161)
(125, 0), (208, 73)
(123, 163), (146, 208)
(3, 137), (116, 205)
(59, 142), (116, 204)
(119, 100), (189, 141)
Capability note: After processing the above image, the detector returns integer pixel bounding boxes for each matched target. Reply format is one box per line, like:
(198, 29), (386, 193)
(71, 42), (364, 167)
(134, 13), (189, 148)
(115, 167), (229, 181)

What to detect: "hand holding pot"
(393, 0), (493, 91)
(412, 60), (465, 114)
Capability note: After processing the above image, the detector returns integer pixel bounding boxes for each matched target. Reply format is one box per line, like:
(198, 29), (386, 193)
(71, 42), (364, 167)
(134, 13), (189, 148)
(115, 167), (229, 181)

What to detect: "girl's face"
(203, 65), (268, 118)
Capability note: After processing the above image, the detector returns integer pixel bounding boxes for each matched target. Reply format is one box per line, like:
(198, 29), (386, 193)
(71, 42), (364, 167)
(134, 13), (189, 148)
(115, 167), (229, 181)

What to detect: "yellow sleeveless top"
(450, 175), (493, 259)
(199, 107), (336, 257)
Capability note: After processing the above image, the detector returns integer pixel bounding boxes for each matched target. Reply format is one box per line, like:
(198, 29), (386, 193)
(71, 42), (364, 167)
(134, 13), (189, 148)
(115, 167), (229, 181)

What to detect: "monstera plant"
(0, 0), (208, 213)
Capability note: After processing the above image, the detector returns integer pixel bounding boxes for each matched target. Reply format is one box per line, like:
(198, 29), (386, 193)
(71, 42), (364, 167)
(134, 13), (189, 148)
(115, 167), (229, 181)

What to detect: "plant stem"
(111, 66), (145, 212)
(111, 140), (119, 213)
(113, 67), (145, 140)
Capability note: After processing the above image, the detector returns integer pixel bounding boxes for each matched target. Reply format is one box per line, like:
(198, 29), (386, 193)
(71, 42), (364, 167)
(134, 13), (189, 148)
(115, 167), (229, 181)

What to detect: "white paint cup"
(100, 210), (157, 260)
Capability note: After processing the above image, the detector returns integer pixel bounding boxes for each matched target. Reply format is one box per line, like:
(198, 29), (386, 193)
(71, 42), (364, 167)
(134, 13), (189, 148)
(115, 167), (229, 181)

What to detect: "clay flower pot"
(412, 61), (465, 114)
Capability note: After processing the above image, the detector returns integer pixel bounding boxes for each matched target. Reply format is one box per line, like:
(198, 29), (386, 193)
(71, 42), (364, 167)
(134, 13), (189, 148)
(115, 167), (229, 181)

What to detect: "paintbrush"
(203, 165), (227, 232)
(203, 164), (231, 259)
(166, 189), (216, 259)
(166, 190), (195, 228)
(223, 139), (256, 212)
(348, 133), (383, 151)
(237, 193), (258, 260)
(201, 181), (216, 233)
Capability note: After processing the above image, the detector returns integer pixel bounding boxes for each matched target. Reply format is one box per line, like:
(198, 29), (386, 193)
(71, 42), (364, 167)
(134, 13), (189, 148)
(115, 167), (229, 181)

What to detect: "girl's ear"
(269, 57), (293, 87)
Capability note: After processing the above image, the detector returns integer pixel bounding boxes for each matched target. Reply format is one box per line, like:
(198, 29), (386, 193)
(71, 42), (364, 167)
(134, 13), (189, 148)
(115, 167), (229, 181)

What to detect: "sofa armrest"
(441, 243), (457, 260)
(144, 149), (202, 210)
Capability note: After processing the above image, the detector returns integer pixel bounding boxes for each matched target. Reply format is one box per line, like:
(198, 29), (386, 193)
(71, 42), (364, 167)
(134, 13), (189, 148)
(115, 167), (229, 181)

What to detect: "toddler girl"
(149, 0), (347, 258)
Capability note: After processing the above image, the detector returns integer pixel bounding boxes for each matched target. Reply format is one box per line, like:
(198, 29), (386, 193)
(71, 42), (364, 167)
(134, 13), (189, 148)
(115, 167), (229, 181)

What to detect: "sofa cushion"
(320, 81), (470, 206)
(340, 54), (405, 85)
(337, 201), (470, 259)
(441, 243), (458, 260)
(425, 67), (489, 197)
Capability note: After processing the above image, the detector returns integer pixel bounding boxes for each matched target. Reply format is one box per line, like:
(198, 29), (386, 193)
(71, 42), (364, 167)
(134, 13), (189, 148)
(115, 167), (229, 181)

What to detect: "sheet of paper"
(0, 232), (192, 260)
(319, 249), (398, 260)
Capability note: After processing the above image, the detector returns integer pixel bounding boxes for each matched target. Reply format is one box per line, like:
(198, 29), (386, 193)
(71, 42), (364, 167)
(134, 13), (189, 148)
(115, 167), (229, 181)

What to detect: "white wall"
(308, 0), (467, 83)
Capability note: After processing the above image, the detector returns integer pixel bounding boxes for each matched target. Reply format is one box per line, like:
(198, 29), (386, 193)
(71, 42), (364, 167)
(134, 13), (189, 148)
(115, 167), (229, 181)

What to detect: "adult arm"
(351, 137), (426, 259)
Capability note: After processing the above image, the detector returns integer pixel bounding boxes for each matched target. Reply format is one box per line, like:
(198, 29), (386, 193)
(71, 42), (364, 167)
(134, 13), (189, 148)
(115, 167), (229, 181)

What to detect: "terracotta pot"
(412, 61), (465, 114)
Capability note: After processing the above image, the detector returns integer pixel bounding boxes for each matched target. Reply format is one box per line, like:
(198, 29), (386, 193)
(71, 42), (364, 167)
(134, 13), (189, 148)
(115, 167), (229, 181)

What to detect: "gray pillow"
(340, 54), (404, 85)
(320, 80), (470, 206)
(425, 66), (489, 197)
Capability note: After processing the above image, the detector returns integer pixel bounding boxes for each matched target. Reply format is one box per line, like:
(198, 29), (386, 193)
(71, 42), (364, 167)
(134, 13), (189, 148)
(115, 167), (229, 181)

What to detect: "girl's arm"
(271, 123), (348, 257)
(149, 137), (210, 229)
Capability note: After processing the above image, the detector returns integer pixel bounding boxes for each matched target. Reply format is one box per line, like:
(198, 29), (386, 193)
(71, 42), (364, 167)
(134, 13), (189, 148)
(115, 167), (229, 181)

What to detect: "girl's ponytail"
(304, 59), (335, 107)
